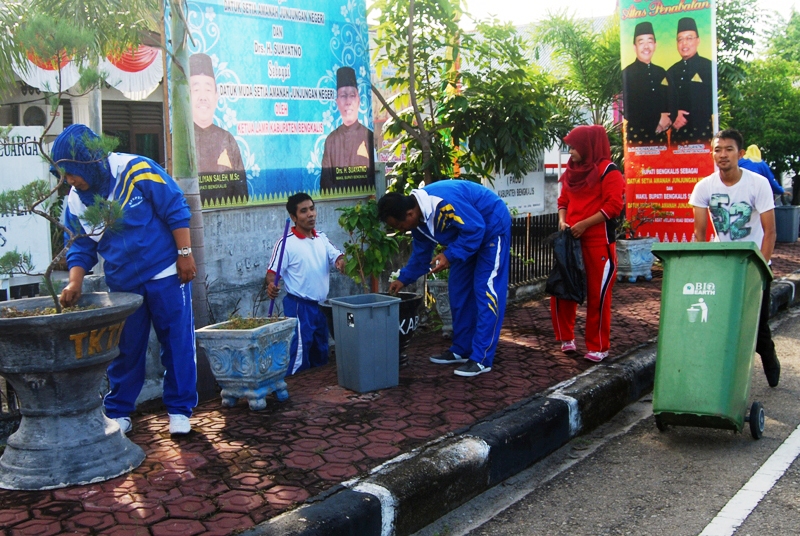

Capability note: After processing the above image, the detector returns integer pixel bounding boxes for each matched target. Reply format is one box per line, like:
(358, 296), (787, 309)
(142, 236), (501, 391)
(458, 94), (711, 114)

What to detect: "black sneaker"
(454, 361), (491, 377)
(429, 350), (468, 365)
(764, 356), (781, 388)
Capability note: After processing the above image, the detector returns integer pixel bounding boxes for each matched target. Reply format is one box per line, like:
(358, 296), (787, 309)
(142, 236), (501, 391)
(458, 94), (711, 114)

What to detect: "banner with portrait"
(619, 0), (717, 241)
(165, 0), (375, 209)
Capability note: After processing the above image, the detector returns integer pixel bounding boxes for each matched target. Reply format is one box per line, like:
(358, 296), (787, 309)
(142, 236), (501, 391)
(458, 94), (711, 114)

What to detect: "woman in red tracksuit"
(551, 125), (625, 362)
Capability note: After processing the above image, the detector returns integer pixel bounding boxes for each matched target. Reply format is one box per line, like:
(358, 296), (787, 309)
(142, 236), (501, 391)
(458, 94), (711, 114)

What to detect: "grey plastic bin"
(775, 205), (800, 243)
(329, 293), (401, 392)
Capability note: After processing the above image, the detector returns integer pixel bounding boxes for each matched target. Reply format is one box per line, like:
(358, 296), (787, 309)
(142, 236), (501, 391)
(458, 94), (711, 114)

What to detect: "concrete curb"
(243, 346), (657, 536)
(241, 275), (798, 536)
(771, 272), (800, 315)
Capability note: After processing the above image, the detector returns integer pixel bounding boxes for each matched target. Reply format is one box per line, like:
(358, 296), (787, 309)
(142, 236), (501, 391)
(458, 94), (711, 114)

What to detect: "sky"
(463, 0), (798, 27)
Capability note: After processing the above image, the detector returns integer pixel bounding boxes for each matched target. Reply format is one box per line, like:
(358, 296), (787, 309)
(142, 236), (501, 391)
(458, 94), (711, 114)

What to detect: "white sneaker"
(114, 417), (132, 435)
(585, 351), (609, 363)
(169, 414), (191, 435)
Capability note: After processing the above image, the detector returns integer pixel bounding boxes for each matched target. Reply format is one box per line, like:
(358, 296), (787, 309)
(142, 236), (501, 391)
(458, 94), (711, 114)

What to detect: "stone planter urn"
(427, 279), (452, 338)
(616, 238), (657, 283)
(195, 316), (297, 410)
(0, 292), (146, 490)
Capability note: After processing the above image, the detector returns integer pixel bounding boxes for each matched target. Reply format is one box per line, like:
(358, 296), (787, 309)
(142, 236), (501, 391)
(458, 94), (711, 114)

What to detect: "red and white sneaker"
(560, 340), (577, 353)
(584, 351), (609, 363)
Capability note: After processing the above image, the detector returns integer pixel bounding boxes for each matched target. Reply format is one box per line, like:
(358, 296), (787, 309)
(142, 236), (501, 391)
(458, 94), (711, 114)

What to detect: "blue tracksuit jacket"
(63, 153), (191, 291)
(399, 180), (511, 366)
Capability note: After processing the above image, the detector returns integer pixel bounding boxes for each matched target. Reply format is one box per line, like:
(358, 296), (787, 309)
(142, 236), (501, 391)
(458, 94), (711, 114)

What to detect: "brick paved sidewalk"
(2, 242), (798, 536)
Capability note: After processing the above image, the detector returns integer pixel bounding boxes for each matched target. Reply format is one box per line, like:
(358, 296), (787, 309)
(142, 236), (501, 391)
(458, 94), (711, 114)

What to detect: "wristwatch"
(177, 247), (192, 257)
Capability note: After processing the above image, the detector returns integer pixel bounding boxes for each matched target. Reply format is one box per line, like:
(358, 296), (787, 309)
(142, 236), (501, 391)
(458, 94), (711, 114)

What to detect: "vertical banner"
(0, 127), (52, 272)
(619, 0), (717, 241)
(167, 0), (375, 209)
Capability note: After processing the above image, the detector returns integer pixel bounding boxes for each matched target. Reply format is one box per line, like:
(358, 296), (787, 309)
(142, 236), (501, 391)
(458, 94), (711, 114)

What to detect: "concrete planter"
(616, 238), (657, 283)
(427, 279), (452, 338)
(195, 316), (297, 410)
(0, 292), (146, 490)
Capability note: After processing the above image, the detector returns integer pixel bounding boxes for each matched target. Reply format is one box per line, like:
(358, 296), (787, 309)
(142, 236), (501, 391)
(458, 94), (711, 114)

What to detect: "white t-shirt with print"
(689, 168), (775, 247)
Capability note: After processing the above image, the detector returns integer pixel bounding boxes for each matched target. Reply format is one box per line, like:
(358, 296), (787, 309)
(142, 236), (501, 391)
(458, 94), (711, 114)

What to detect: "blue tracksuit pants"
(448, 230), (510, 367)
(284, 293), (329, 375)
(104, 275), (197, 418)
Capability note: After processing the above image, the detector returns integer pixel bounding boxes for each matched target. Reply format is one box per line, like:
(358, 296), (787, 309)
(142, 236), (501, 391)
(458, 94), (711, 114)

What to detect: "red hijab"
(561, 125), (612, 192)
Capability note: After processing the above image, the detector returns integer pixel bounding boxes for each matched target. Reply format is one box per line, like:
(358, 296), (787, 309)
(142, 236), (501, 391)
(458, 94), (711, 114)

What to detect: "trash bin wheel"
(654, 414), (667, 432)
(748, 401), (765, 439)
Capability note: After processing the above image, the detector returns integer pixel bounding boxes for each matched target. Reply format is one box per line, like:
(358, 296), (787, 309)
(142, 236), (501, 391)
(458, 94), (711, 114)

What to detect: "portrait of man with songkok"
(622, 21), (671, 145)
(189, 53), (248, 204)
(666, 17), (714, 143)
(320, 66), (375, 193)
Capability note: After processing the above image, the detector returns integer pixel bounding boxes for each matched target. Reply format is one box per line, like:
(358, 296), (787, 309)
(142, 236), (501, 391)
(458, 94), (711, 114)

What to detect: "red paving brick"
(9, 518), (62, 536)
(201, 511), (255, 535)
(0, 242), (798, 534)
(0, 509), (30, 529)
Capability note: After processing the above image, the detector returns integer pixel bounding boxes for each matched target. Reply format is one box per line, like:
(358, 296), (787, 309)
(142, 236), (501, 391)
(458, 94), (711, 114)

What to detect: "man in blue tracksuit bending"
(380, 180), (511, 377)
(56, 124), (198, 436)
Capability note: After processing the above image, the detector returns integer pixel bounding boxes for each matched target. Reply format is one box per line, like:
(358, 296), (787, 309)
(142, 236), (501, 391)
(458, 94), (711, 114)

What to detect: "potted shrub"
(194, 286), (297, 410)
(0, 13), (148, 489)
(616, 203), (673, 283)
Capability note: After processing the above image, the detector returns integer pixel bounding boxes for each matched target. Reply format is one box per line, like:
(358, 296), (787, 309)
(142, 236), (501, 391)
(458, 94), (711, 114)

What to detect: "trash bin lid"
(652, 242), (773, 284)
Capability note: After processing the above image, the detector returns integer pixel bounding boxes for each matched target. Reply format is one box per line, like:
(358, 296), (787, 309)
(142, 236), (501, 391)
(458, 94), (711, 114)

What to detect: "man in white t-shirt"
(689, 128), (780, 387)
(266, 193), (345, 375)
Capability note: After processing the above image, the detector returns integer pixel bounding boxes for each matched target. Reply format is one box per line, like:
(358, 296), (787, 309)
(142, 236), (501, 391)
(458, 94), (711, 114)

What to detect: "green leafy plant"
(371, 0), (564, 191)
(616, 203), (673, 240)
(337, 199), (401, 292)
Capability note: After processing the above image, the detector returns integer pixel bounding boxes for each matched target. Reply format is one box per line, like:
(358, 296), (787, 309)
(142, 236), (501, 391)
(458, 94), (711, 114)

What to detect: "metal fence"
(509, 212), (559, 287)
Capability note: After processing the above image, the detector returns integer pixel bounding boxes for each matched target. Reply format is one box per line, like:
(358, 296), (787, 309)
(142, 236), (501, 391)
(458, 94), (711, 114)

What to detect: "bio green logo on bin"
(683, 282), (716, 295)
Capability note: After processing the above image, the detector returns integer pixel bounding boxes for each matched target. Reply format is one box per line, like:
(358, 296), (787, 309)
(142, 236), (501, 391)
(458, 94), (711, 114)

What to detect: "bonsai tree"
(617, 203), (673, 240)
(0, 12), (134, 313)
(337, 199), (401, 292)
(0, 2), (212, 327)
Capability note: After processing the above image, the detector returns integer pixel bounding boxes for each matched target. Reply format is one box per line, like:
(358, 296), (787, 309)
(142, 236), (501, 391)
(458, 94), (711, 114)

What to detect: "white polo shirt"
(268, 227), (343, 302)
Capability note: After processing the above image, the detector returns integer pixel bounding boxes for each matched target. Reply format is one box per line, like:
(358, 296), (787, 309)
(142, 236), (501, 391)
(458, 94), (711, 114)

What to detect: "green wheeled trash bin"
(651, 242), (772, 439)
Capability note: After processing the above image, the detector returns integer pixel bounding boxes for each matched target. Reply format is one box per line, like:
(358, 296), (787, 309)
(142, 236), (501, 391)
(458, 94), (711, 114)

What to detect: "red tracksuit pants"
(550, 242), (617, 353)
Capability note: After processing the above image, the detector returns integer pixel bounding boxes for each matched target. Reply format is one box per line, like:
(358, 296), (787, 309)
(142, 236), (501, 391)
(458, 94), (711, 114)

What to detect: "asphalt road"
(416, 307), (800, 536)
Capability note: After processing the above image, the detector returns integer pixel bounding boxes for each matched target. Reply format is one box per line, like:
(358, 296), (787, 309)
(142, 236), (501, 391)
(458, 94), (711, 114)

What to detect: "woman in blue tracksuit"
(55, 124), (198, 435)
(379, 180), (511, 377)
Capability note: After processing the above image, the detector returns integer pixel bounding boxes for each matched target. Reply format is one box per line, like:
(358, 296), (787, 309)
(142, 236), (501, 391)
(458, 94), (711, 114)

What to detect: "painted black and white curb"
(242, 274), (800, 536)
(241, 346), (657, 536)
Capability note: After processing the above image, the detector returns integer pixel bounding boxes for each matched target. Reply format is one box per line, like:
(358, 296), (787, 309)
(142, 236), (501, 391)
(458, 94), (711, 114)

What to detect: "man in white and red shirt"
(689, 128), (780, 387)
(267, 193), (345, 375)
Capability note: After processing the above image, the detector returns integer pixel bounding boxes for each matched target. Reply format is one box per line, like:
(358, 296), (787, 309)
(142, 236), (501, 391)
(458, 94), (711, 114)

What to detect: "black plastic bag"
(545, 230), (586, 304)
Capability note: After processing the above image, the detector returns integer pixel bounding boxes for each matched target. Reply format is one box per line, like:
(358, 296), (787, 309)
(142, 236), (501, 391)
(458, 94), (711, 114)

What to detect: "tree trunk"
(168, 0), (217, 401)
(168, 0), (209, 329)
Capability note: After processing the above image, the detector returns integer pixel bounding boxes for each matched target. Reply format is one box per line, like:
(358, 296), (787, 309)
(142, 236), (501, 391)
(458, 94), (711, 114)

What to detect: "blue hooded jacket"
(55, 125), (191, 291)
